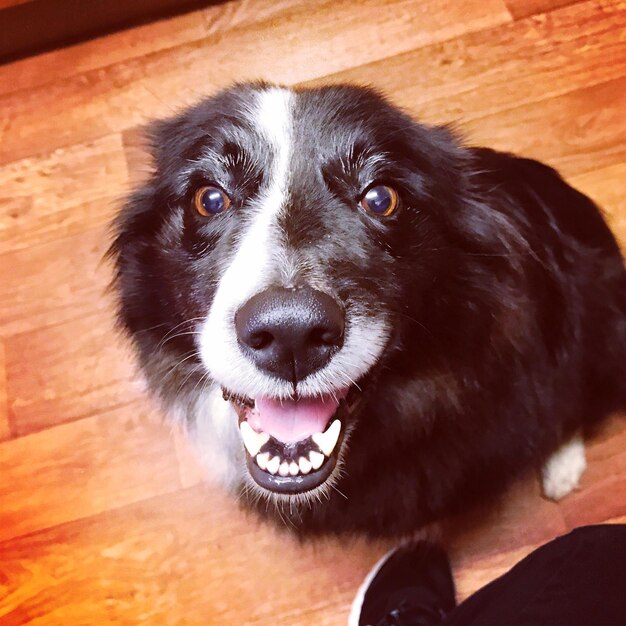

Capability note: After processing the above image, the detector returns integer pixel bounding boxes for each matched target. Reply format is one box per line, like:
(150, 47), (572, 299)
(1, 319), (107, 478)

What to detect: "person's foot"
(349, 541), (456, 626)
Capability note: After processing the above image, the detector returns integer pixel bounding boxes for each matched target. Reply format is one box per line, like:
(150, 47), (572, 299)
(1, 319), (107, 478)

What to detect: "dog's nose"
(235, 287), (344, 383)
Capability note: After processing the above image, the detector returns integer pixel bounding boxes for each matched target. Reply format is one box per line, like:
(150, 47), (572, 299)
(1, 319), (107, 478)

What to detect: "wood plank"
(505, 0), (583, 19)
(570, 162), (626, 248)
(5, 309), (145, 435)
(0, 0), (216, 65)
(201, 0), (310, 33)
(454, 486), (626, 603)
(454, 542), (540, 601)
(0, 0), (511, 165)
(444, 474), (567, 564)
(0, 226), (112, 337)
(558, 414), (626, 528)
(0, 402), (181, 543)
(130, 0), (511, 108)
(121, 125), (153, 187)
(0, 0), (31, 9)
(0, 2), (623, 624)
(0, 341), (9, 440)
(304, 1), (626, 129)
(0, 11), (206, 98)
(0, 483), (391, 625)
(0, 0), (308, 98)
(0, 134), (128, 255)
(0, 416), (620, 622)
(462, 76), (626, 178)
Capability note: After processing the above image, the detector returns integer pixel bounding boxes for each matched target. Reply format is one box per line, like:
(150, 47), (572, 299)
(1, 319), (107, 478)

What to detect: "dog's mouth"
(223, 387), (359, 494)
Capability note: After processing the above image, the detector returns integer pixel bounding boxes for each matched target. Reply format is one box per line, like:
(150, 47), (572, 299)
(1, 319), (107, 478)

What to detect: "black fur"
(110, 83), (625, 537)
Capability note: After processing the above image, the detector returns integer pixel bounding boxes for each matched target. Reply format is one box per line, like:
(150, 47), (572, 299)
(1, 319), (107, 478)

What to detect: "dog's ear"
(146, 112), (201, 178)
(116, 115), (195, 194)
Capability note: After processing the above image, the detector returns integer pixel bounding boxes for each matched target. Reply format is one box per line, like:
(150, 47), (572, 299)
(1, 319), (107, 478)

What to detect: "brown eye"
(194, 186), (231, 216)
(360, 185), (399, 217)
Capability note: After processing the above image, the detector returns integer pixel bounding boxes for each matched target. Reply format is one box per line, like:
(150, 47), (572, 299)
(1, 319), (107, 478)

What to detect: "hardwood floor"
(0, 1), (624, 623)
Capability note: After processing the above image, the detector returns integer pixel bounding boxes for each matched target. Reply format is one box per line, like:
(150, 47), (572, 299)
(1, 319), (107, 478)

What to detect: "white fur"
(542, 435), (587, 501)
(198, 86), (392, 406)
(200, 87), (293, 398)
(186, 384), (243, 488)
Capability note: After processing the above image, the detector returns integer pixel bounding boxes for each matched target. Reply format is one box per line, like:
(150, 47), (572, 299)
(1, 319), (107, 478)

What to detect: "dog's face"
(112, 83), (468, 503)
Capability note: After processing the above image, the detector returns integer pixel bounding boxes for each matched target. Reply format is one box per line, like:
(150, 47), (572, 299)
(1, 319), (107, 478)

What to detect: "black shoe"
(349, 541), (456, 626)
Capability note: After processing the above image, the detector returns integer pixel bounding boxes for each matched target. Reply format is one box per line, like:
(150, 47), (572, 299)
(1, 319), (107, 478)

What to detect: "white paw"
(542, 436), (586, 501)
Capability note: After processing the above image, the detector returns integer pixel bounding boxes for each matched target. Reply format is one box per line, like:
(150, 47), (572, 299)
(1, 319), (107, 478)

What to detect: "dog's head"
(112, 82), (487, 504)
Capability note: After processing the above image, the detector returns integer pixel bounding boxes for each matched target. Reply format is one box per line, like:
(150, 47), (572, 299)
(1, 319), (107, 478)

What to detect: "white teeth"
(256, 452), (270, 471)
(298, 456), (312, 475)
(309, 450), (325, 470)
(247, 419), (341, 478)
(266, 456), (280, 475)
(312, 419), (341, 456)
(240, 421), (269, 457)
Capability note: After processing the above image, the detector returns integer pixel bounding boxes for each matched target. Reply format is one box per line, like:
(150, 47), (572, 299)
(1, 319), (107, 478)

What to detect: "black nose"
(235, 287), (344, 383)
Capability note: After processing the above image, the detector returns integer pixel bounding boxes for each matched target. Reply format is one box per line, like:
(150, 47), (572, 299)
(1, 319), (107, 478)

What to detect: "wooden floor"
(0, 0), (625, 623)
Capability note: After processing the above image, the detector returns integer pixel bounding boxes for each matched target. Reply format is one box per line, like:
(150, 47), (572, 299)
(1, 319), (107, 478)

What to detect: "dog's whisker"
(156, 318), (205, 350)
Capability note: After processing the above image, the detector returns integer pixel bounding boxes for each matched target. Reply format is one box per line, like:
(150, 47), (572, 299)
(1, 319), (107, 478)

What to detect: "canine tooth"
(309, 451), (325, 470)
(312, 419), (341, 456)
(298, 456), (312, 475)
(256, 452), (270, 471)
(289, 461), (299, 476)
(266, 456), (280, 475)
(279, 461), (290, 477)
(239, 421), (269, 457)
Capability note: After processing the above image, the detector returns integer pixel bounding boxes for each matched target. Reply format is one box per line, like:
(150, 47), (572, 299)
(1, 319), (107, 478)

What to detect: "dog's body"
(111, 83), (625, 537)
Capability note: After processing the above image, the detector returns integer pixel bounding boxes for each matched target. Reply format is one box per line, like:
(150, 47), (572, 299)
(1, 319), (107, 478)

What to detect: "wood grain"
(0, 484), (392, 625)
(571, 162), (626, 246)
(0, 401), (181, 543)
(0, 0), (624, 623)
(304, 2), (626, 128)
(0, 0), (511, 165)
(5, 310), (145, 435)
(462, 76), (626, 177)
(558, 415), (626, 527)
(0, 340), (9, 440)
(0, 133), (128, 254)
(505, 0), (582, 19)
(0, 0), (31, 9)
(0, 0), (310, 98)
(0, 226), (113, 337)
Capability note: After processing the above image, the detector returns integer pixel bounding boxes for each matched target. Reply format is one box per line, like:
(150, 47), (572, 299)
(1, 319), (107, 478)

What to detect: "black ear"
(349, 541), (456, 626)
(504, 154), (619, 254)
(146, 111), (201, 178)
(146, 81), (270, 179)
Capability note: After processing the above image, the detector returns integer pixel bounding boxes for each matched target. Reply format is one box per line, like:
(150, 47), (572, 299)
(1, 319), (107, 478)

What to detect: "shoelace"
(375, 599), (449, 626)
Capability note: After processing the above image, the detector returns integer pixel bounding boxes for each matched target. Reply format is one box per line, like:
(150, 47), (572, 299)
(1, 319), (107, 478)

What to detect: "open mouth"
(224, 387), (358, 494)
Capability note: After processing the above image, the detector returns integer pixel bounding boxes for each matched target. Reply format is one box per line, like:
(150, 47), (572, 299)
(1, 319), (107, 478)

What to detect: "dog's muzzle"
(226, 286), (352, 494)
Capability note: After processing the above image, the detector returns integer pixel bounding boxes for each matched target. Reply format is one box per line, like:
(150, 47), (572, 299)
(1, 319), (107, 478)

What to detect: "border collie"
(110, 82), (625, 537)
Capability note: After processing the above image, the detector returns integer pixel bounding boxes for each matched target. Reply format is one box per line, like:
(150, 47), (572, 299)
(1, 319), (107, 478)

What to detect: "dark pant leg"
(445, 524), (626, 626)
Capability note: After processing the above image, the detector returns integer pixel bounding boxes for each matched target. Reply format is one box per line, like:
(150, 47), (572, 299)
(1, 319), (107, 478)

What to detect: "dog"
(110, 82), (625, 537)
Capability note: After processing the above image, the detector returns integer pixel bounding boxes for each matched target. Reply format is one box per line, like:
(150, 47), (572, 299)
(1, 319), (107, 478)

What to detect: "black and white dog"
(110, 82), (625, 537)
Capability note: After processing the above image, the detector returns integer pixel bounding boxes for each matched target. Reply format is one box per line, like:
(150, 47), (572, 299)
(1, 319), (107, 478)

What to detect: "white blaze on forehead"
(200, 87), (295, 395)
(198, 86), (392, 405)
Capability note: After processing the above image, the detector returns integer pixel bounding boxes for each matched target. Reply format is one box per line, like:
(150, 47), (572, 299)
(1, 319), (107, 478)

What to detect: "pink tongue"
(249, 394), (343, 443)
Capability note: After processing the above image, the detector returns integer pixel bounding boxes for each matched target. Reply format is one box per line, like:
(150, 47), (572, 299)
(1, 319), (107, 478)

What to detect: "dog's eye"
(194, 186), (231, 216)
(360, 185), (399, 217)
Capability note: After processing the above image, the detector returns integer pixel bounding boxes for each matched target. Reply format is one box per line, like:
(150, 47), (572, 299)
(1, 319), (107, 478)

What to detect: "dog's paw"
(541, 436), (586, 501)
